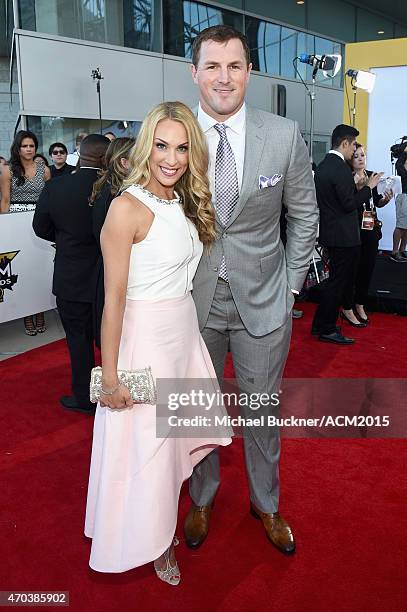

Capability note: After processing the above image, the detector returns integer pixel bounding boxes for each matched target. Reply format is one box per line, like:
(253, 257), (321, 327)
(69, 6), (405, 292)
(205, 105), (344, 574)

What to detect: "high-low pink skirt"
(84, 293), (232, 572)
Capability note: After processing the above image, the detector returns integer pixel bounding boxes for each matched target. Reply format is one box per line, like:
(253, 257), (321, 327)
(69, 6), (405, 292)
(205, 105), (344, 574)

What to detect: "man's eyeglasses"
(52, 149), (66, 155)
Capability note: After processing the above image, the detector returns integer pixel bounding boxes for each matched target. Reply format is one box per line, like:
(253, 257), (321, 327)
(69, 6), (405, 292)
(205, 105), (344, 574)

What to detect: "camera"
(390, 136), (407, 160)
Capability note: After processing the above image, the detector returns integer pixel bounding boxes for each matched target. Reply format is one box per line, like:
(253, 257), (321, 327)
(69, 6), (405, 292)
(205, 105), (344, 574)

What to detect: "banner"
(0, 211), (56, 323)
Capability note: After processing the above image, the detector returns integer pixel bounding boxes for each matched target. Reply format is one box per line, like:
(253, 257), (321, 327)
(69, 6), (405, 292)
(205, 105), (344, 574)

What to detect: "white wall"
(367, 65), (407, 250)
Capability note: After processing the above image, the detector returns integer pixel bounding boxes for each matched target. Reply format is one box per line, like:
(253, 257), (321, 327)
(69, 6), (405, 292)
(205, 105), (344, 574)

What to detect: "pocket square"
(259, 174), (283, 189)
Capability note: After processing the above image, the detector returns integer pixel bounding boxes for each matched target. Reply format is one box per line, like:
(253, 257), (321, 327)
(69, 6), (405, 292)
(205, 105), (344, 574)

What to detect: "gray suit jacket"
(192, 106), (318, 337)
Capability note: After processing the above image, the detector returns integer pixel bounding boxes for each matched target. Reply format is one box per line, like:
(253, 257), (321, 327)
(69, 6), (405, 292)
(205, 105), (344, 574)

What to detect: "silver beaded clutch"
(90, 366), (156, 404)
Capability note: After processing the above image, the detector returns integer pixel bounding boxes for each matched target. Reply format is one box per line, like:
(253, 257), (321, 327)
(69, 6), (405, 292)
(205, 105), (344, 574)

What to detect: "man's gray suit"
(190, 106), (318, 512)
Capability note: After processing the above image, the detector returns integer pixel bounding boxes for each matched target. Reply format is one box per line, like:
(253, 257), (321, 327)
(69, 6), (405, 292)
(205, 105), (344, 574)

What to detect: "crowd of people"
(0, 23), (406, 586)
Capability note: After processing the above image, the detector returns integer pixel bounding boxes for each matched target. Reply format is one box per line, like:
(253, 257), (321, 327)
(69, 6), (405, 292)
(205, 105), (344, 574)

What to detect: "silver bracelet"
(100, 383), (121, 396)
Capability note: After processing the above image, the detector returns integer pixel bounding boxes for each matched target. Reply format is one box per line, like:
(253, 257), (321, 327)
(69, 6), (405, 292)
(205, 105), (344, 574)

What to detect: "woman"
(342, 143), (392, 325)
(89, 136), (135, 347)
(84, 102), (232, 584)
(0, 130), (51, 335)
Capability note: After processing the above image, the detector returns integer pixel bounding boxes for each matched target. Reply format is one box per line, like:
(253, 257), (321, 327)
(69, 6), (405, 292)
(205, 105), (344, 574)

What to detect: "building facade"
(1, 0), (407, 162)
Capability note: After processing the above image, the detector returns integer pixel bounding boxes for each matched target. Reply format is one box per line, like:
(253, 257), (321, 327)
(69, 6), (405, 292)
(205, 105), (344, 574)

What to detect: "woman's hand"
(354, 172), (368, 190)
(379, 189), (393, 205)
(367, 172), (384, 190)
(100, 382), (133, 409)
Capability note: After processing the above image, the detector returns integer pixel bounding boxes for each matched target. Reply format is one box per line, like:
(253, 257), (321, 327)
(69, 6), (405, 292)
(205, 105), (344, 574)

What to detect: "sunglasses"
(52, 149), (66, 155)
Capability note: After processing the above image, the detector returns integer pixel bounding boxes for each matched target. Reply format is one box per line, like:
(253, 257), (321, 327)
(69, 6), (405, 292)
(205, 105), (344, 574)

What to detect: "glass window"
(280, 27), (298, 79)
(0, 0), (14, 57)
(26, 116), (141, 161)
(295, 32), (315, 82)
(246, 17), (280, 75)
(163, 0), (243, 59)
(18, 0), (160, 52)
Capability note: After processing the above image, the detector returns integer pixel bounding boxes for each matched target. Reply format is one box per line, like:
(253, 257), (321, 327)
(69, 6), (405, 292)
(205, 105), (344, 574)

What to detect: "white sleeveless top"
(124, 184), (203, 300)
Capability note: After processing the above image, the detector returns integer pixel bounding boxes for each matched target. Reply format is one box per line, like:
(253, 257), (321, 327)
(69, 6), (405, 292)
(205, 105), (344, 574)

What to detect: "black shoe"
(312, 325), (340, 336)
(355, 310), (369, 324)
(319, 331), (355, 345)
(60, 395), (96, 414)
(340, 311), (367, 328)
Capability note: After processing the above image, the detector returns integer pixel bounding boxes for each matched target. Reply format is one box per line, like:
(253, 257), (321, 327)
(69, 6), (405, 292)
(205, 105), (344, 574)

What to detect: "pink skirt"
(84, 293), (232, 572)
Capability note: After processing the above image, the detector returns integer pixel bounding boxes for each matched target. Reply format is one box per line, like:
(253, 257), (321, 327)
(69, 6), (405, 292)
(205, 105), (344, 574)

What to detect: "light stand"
(91, 68), (104, 134)
(345, 69), (376, 128)
(295, 54), (342, 165)
(308, 65), (319, 166)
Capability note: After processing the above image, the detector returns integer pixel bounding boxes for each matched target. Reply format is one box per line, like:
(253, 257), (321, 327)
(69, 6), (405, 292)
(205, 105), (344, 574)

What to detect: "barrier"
(0, 211), (56, 323)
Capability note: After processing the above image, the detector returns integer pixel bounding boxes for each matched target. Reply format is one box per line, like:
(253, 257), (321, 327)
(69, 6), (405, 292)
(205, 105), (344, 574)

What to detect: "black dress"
(353, 172), (382, 306)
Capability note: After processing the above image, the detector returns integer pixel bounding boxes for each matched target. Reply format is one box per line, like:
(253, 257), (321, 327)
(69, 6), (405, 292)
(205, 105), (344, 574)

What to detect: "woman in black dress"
(89, 137), (134, 347)
(341, 143), (393, 325)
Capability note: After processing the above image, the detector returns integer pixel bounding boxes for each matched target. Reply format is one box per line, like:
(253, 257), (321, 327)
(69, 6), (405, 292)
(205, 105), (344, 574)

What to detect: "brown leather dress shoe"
(184, 503), (212, 549)
(250, 503), (296, 554)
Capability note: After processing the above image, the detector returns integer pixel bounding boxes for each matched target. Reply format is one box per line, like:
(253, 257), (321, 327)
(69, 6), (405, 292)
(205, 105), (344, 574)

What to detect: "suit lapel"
(226, 106), (266, 227)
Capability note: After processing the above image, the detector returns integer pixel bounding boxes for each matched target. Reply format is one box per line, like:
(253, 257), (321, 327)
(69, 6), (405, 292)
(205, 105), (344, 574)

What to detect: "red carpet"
(1, 303), (406, 611)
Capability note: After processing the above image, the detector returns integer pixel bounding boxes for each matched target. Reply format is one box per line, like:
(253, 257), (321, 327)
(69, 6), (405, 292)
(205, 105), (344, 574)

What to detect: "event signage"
(0, 212), (56, 323)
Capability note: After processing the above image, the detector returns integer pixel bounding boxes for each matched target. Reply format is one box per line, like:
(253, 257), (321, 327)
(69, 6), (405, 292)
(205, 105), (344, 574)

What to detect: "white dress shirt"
(328, 149), (345, 161)
(197, 103), (246, 207)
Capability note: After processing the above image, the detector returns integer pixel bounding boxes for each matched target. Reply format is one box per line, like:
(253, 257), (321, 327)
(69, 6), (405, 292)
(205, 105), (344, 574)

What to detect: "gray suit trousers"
(189, 278), (292, 513)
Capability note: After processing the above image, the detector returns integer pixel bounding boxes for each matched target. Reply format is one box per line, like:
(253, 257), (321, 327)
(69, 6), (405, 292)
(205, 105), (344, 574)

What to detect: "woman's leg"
(35, 312), (46, 333)
(342, 246), (361, 324)
(154, 538), (180, 585)
(23, 315), (36, 336)
(355, 233), (379, 318)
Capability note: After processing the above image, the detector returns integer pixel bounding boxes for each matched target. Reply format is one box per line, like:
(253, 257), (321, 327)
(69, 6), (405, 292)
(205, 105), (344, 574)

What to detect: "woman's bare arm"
(0, 165), (11, 213)
(100, 195), (137, 393)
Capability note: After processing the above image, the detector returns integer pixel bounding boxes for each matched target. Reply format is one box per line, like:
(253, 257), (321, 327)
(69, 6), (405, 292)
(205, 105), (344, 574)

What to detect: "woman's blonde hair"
(123, 101), (216, 245)
(89, 137), (134, 204)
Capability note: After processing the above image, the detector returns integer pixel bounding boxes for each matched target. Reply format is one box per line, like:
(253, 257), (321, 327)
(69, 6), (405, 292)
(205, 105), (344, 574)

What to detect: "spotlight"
(346, 69), (376, 93)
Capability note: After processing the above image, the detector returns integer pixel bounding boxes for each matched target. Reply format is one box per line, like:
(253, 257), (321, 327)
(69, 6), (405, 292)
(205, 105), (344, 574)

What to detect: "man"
(33, 134), (110, 414)
(185, 25), (318, 554)
(66, 132), (88, 167)
(48, 142), (75, 178)
(311, 124), (381, 344)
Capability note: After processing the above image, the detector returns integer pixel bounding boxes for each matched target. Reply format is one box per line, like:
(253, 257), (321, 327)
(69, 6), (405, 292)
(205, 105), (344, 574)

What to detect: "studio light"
(299, 53), (342, 78)
(346, 69), (376, 93)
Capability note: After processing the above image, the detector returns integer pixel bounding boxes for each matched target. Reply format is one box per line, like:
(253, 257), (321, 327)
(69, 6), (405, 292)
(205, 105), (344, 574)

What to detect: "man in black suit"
(33, 134), (110, 413)
(312, 124), (381, 345)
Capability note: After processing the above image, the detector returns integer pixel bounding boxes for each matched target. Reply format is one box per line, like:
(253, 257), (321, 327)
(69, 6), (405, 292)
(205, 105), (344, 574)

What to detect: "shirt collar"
(328, 149), (345, 161)
(198, 103), (246, 135)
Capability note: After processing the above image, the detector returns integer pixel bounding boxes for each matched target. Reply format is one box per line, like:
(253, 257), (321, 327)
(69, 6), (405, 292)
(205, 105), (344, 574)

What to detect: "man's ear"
(191, 63), (198, 84)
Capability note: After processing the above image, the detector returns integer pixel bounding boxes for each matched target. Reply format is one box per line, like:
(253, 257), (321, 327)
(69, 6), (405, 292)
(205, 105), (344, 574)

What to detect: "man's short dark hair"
(192, 25), (251, 68)
(49, 142), (67, 156)
(331, 124), (359, 149)
(79, 134), (110, 166)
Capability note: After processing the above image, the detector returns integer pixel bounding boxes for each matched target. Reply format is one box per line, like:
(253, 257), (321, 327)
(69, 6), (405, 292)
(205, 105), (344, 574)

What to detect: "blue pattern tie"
(214, 123), (239, 281)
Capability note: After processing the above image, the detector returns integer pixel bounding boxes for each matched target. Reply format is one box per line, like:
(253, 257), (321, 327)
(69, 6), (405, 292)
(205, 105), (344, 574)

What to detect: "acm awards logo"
(0, 251), (19, 303)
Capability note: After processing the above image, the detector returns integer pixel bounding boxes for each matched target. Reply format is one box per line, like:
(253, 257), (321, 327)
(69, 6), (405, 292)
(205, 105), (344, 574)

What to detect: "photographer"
(391, 142), (407, 262)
